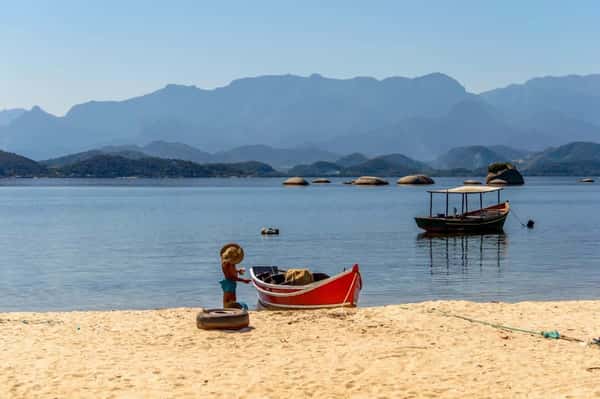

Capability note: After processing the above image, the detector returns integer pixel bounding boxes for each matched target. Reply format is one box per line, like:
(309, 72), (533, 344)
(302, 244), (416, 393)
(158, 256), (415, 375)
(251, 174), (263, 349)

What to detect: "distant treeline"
(2, 140), (600, 178)
(0, 151), (282, 178)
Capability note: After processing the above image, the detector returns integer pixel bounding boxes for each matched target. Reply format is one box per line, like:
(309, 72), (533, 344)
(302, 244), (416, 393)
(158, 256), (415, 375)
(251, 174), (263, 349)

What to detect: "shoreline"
(0, 173), (597, 179)
(3, 300), (600, 398)
(1, 297), (599, 314)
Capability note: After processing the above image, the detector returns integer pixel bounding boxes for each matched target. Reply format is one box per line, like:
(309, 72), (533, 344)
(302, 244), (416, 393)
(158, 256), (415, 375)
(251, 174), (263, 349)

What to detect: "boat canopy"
(428, 185), (503, 194)
(423, 185), (505, 219)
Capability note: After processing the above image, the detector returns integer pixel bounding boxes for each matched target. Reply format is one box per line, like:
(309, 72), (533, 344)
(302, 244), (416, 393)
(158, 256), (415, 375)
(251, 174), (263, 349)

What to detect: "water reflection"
(416, 233), (508, 275)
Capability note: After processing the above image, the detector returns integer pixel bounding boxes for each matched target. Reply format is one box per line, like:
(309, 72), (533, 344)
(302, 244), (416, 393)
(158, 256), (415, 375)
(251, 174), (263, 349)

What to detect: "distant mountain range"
(519, 142), (600, 175)
(0, 109), (26, 126)
(431, 142), (600, 176)
(430, 145), (529, 170)
(2, 141), (600, 178)
(3, 73), (600, 160)
(42, 141), (339, 170)
(287, 142), (600, 177)
(335, 153), (369, 168)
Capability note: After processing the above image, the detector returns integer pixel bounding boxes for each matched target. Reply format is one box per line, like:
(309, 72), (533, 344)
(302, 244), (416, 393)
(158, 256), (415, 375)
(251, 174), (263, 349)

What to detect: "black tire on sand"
(196, 308), (250, 330)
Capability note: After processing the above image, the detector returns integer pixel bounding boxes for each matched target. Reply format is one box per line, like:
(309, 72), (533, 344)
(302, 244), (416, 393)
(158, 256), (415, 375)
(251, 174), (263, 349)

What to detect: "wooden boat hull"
(415, 202), (510, 233)
(250, 265), (362, 309)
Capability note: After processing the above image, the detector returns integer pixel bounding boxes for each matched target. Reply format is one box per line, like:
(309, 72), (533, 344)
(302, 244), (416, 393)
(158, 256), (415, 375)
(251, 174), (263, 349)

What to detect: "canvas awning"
(428, 185), (503, 194)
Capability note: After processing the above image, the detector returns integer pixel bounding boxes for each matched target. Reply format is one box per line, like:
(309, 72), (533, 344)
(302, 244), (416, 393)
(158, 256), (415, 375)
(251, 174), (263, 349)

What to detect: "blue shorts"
(220, 279), (237, 293)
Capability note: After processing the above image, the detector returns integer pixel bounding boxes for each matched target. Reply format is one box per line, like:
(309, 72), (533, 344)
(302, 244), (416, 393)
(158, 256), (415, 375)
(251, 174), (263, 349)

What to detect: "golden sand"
(2, 301), (600, 398)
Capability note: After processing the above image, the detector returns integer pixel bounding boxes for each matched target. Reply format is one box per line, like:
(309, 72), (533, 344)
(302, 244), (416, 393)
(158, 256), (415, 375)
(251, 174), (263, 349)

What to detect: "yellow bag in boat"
(284, 269), (314, 285)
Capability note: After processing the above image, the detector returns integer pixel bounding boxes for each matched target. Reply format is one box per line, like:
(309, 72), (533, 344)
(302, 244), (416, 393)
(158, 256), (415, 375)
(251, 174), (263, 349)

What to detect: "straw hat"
(220, 243), (244, 265)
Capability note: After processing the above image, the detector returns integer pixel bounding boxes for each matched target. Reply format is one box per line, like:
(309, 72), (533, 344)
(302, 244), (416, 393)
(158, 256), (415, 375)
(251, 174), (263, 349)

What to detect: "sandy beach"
(2, 301), (600, 398)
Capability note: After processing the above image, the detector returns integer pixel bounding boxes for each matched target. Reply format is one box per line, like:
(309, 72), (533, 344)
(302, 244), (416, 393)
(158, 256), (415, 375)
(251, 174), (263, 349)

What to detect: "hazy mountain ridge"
(335, 153), (369, 167)
(41, 141), (340, 169)
(526, 141), (600, 163)
(321, 98), (525, 159)
(3, 73), (600, 160)
(430, 145), (531, 171)
(431, 146), (509, 170)
(287, 142), (600, 177)
(430, 142), (600, 176)
(482, 75), (600, 126)
(481, 75), (600, 148)
(211, 144), (339, 169)
(0, 109), (26, 126)
(519, 142), (600, 175)
(0, 106), (103, 160)
(287, 161), (342, 176)
(0, 73), (471, 159)
(488, 145), (530, 161)
(142, 141), (213, 163)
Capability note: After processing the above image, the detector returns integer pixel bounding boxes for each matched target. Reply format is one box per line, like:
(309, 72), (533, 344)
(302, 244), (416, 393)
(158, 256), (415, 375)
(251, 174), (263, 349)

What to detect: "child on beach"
(220, 243), (251, 309)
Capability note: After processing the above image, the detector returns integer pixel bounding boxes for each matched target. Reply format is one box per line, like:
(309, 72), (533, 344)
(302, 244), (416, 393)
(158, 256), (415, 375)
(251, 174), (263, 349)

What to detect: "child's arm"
(235, 267), (250, 284)
(223, 263), (251, 283)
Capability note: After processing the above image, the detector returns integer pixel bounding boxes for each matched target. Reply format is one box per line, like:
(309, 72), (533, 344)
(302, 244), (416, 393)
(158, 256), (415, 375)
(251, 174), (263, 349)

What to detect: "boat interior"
(433, 204), (507, 220)
(253, 266), (330, 285)
(424, 186), (507, 220)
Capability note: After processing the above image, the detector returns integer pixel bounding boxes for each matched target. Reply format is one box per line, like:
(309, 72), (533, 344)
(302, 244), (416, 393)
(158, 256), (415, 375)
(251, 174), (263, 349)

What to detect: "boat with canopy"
(415, 185), (510, 233)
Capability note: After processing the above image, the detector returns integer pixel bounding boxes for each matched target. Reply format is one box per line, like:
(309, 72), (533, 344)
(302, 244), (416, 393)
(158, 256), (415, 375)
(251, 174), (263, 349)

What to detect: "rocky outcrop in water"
(353, 176), (389, 186)
(486, 163), (524, 185)
(283, 177), (309, 186)
(397, 175), (435, 185)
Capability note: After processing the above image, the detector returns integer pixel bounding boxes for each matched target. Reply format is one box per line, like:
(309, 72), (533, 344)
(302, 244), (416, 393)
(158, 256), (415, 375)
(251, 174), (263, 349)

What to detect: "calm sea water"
(0, 177), (599, 311)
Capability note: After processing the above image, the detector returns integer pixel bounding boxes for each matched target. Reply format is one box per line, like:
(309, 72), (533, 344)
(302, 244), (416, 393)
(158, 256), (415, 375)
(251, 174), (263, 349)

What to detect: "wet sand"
(2, 301), (600, 398)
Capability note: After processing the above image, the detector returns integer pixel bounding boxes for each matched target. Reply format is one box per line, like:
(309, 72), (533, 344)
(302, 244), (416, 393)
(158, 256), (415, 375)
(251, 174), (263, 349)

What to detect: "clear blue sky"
(1, 0), (599, 115)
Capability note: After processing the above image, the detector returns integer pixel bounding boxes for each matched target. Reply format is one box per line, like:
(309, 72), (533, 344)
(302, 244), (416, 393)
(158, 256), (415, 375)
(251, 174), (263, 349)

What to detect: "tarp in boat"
(284, 269), (314, 285)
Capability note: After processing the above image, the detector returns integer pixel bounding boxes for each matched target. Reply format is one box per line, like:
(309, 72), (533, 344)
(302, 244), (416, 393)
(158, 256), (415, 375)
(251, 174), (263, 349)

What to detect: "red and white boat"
(249, 265), (362, 309)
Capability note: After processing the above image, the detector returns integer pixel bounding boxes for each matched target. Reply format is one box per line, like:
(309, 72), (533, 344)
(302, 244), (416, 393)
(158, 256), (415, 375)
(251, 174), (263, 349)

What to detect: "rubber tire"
(196, 308), (250, 330)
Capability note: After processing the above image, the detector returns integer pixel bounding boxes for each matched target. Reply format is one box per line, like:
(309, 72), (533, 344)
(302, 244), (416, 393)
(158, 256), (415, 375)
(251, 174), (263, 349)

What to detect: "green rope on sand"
(433, 310), (585, 343)
(398, 306), (600, 346)
(542, 330), (560, 339)
(443, 312), (539, 335)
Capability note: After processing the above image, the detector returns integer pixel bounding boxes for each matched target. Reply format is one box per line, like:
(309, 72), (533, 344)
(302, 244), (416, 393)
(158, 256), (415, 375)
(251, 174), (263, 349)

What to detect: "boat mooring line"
(510, 206), (534, 228)
(419, 308), (600, 348)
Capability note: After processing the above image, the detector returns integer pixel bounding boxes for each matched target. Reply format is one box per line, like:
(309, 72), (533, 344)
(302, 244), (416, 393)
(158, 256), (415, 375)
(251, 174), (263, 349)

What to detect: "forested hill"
(0, 150), (48, 177)
(56, 155), (280, 178)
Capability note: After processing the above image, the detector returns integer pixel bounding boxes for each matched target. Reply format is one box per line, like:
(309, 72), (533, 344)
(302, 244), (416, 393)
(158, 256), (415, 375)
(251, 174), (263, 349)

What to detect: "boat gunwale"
(250, 265), (359, 294)
(416, 202), (510, 223)
(257, 298), (356, 309)
(415, 213), (508, 226)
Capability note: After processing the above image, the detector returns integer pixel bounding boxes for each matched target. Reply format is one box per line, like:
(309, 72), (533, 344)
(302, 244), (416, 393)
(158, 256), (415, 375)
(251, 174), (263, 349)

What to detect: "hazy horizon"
(6, 71), (600, 117)
(2, 0), (599, 114)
